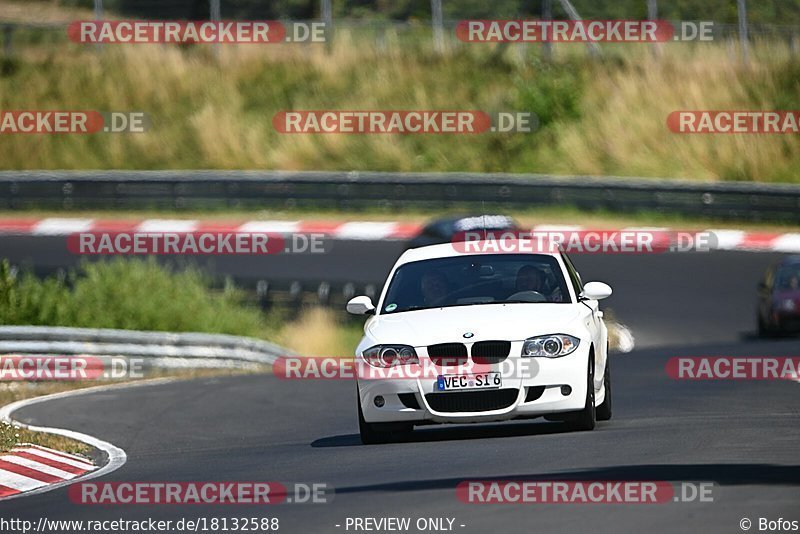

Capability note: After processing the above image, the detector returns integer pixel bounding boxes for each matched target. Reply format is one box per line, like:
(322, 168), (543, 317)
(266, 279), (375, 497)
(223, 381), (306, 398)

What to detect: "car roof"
(396, 240), (561, 266)
(424, 214), (517, 231)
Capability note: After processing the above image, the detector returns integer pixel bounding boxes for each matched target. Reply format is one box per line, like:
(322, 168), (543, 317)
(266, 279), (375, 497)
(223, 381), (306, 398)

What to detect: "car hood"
(366, 304), (587, 346)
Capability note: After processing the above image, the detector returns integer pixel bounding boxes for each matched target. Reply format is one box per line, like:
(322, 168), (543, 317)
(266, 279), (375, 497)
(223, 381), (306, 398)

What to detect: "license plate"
(436, 372), (501, 391)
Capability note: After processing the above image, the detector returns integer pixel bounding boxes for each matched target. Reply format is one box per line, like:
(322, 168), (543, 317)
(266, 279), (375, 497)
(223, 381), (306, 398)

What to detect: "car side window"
(561, 252), (583, 299)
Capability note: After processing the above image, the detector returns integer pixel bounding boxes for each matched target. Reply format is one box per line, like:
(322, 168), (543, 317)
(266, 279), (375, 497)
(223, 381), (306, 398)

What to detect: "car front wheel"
(757, 312), (776, 338)
(357, 397), (412, 444)
(567, 359), (596, 431)
(596, 358), (612, 421)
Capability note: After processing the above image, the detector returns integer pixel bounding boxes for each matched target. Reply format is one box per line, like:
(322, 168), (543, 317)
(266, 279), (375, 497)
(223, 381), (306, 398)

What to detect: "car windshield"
(776, 265), (800, 291)
(381, 254), (571, 314)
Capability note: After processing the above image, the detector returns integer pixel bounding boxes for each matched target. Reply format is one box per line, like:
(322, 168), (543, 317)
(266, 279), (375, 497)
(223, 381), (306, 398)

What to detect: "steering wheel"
(506, 290), (547, 303)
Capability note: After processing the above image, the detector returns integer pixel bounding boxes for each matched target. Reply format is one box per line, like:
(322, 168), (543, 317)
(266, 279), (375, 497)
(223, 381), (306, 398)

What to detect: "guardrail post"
(364, 284), (377, 301)
(256, 280), (271, 311)
(558, 0), (601, 58)
(647, 0), (661, 58)
(342, 282), (356, 302)
(317, 282), (330, 305)
(289, 281), (303, 306)
(93, 0), (103, 53)
(210, 0), (221, 58)
(542, 0), (552, 61)
(321, 0), (333, 51)
(2, 25), (12, 57)
(737, 0), (749, 62)
(431, 0), (444, 54)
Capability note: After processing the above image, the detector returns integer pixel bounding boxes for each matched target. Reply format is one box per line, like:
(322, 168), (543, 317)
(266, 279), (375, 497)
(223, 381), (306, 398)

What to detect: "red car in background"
(758, 255), (800, 336)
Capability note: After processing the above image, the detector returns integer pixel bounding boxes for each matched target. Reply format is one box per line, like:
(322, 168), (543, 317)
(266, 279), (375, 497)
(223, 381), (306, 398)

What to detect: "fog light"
(374, 396), (385, 408)
(560, 385), (572, 396)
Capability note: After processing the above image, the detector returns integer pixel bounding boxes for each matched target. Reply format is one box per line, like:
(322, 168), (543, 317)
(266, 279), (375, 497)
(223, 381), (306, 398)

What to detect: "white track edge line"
(0, 378), (176, 501)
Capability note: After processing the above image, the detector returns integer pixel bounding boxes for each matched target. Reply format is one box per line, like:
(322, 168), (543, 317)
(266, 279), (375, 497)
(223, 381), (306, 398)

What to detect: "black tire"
(758, 313), (779, 338)
(358, 401), (387, 444)
(596, 358), (612, 421)
(757, 313), (768, 338)
(567, 358), (596, 431)
(357, 397), (412, 445)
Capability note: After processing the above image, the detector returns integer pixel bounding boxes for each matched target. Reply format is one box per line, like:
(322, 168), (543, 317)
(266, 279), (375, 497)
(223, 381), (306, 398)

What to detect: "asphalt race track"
(0, 236), (798, 533)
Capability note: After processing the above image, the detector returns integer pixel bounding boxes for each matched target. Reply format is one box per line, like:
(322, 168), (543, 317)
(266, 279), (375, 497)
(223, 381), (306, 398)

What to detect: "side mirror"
(346, 295), (375, 315)
(581, 281), (613, 301)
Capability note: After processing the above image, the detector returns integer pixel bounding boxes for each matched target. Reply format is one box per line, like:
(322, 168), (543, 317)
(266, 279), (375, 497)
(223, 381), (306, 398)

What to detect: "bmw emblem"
(463, 332), (474, 339)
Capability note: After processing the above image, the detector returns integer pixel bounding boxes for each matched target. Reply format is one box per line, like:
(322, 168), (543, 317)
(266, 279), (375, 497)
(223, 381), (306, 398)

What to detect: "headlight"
(521, 335), (580, 358)
(779, 299), (796, 312)
(363, 345), (419, 367)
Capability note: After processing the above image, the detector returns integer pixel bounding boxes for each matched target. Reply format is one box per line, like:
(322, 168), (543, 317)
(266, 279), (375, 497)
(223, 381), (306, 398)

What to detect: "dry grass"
(541, 42), (800, 183)
(0, 0), (94, 24)
(0, 29), (797, 182)
(279, 307), (362, 357)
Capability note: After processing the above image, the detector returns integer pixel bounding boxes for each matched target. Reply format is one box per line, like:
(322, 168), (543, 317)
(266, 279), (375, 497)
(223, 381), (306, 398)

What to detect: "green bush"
(0, 258), (277, 339)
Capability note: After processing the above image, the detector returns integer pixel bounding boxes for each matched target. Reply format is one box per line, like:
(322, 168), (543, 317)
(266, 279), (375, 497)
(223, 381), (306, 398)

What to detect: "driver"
(515, 265), (546, 293)
(514, 265), (562, 302)
(778, 272), (799, 290)
(420, 270), (449, 306)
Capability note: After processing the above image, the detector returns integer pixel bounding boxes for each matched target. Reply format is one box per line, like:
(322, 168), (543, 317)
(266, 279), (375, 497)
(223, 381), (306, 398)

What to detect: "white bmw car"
(347, 242), (613, 444)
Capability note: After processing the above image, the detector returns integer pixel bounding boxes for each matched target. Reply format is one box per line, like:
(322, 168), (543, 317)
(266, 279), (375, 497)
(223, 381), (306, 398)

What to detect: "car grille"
(427, 342), (468, 366)
(425, 389), (519, 413)
(398, 393), (421, 410)
(471, 340), (511, 364)
(525, 386), (545, 402)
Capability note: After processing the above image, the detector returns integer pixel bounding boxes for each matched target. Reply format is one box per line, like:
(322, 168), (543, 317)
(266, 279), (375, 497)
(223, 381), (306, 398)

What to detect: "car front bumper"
(358, 342), (591, 424)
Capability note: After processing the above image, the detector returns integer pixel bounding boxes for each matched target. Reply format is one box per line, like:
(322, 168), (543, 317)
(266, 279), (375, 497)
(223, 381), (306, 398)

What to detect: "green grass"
(1, 420), (91, 455)
(0, 258), (282, 338)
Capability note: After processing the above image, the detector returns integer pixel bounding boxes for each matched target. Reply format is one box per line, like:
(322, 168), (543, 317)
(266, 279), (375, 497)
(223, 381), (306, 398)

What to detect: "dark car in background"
(407, 214), (520, 249)
(757, 255), (800, 336)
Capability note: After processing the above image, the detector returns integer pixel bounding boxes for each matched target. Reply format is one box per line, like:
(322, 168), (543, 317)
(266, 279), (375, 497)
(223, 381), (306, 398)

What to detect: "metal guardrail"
(0, 325), (287, 365)
(1, 170), (799, 222)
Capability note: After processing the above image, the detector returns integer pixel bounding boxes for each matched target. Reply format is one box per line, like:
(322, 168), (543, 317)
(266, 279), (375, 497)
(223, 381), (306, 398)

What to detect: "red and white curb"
(0, 218), (798, 251)
(0, 444), (96, 499)
(0, 218), (422, 241)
